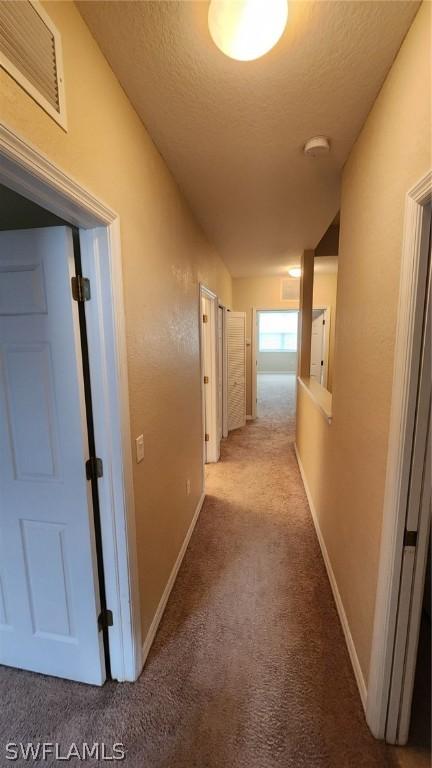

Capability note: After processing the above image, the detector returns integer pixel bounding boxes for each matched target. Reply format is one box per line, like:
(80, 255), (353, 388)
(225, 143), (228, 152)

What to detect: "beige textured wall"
(0, 1), (232, 640)
(233, 272), (336, 411)
(296, 2), (431, 681)
(257, 350), (297, 373)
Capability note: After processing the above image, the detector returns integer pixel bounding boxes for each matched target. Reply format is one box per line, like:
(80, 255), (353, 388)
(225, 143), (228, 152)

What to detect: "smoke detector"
(303, 136), (330, 157)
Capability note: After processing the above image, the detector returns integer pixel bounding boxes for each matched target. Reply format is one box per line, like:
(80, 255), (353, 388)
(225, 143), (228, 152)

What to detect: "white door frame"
(251, 307), (300, 419)
(219, 303), (229, 439)
(199, 284), (219, 464)
(311, 306), (331, 388)
(0, 123), (142, 682)
(366, 170), (432, 741)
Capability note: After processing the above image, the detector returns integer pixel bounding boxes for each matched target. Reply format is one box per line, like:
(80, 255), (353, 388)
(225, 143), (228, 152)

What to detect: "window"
(259, 312), (298, 351)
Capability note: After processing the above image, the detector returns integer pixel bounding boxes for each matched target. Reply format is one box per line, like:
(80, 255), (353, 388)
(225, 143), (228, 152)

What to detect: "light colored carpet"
(0, 373), (401, 767)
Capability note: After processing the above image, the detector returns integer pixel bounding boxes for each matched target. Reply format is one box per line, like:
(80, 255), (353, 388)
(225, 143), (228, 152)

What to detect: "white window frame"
(258, 311), (299, 353)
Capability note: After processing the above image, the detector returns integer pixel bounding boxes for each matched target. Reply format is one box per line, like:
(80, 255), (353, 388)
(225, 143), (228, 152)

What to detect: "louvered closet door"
(227, 312), (246, 431)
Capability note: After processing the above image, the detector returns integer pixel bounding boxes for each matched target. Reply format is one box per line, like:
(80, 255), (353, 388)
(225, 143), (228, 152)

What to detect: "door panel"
(227, 312), (246, 431)
(217, 306), (223, 443)
(201, 293), (219, 463)
(4, 343), (61, 480)
(0, 227), (105, 684)
(387, 233), (431, 744)
(310, 311), (324, 382)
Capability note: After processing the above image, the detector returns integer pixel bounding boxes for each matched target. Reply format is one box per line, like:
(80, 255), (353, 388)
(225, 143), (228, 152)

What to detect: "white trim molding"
(141, 493), (205, 666)
(0, 123), (114, 226)
(251, 307), (257, 420)
(200, 284), (220, 464)
(0, 121), (142, 681)
(294, 444), (367, 709)
(366, 170), (432, 739)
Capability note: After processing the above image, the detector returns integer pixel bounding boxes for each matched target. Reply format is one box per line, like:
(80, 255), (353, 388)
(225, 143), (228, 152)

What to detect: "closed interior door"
(217, 306), (223, 443)
(0, 227), (106, 684)
(227, 311), (246, 431)
(201, 292), (219, 463)
(310, 310), (325, 383)
(386, 223), (431, 744)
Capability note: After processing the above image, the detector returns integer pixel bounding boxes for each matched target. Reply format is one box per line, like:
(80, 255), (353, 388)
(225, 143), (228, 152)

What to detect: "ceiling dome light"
(208, 0), (289, 62)
(288, 267), (301, 278)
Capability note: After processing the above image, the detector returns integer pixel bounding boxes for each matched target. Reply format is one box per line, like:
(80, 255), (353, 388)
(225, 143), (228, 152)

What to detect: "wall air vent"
(281, 277), (299, 301)
(0, 0), (66, 129)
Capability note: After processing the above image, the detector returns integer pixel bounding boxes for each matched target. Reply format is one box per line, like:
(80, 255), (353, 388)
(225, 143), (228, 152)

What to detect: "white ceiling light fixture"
(208, 0), (289, 62)
(288, 266), (301, 278)
(303, 136), (330, 157)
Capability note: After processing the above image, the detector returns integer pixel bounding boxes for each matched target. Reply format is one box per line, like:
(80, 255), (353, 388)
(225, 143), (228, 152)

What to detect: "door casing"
(0, 123), (142, 682)
(310, 307), (330, 388)
(366, 170), (432, 742)
(200, 284), (219, 464)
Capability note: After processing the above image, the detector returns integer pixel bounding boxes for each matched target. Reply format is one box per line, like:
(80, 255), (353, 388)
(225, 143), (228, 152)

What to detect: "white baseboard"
(140, 492), (205, 668)
(294, 444), (367, 710)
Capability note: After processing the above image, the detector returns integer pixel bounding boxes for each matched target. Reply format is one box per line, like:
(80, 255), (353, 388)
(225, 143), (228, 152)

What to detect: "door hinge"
(86, 456), (103, 481)
(203, 375), (209, 384)
(98, 608), (113, 632)
(323, 319), (326, 326)
(321, 360), (324, 366)
(203, 314), (208, 323)
(205, 433), (209, 442)
(404, 529), (418, 547)
(71, 276), (91, 302)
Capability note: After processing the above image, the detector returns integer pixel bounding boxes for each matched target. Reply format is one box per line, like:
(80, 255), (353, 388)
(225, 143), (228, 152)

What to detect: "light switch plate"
(136, 434), (144, 463)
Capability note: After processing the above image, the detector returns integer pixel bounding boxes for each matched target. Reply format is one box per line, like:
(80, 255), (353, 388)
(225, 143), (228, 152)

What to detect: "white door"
(386, 241), (431, 744)
(217, 306), (223, 444)
(227, 311), (246, 431)
(310, 310), (325, 384)
(201, 291), (219, 463)
(0, 227), (106, 684)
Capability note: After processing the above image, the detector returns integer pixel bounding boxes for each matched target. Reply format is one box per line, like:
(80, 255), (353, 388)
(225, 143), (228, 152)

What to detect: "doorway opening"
(199, 287), (246, 481)
(253, 310), (298, 420)
(310, 308), (330, 388)
(367, 173), (431, 754)
(0, 209), (109, 683)
(0, 126), (141, 685)
(200, 285), (220, 466)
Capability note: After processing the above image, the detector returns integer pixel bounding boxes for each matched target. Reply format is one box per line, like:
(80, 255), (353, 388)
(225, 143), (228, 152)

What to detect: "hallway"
(0, 375), (398, 768)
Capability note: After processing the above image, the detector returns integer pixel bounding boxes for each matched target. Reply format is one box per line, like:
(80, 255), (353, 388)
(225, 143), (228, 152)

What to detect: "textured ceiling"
(78, 1), (419, 277)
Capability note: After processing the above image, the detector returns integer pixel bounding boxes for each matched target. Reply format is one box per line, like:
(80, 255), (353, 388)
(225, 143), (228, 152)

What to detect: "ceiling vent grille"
(0, 0), (66, 129)
(281, 277), (297, 301)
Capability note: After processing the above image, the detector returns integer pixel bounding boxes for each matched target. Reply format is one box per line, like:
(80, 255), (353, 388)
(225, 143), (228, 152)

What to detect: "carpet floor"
(0, 374), (405, 767)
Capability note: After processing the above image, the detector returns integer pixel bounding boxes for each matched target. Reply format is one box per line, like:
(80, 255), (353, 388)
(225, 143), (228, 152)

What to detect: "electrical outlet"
(136, 434), (144, 463)
(186, 478), (191, 496)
